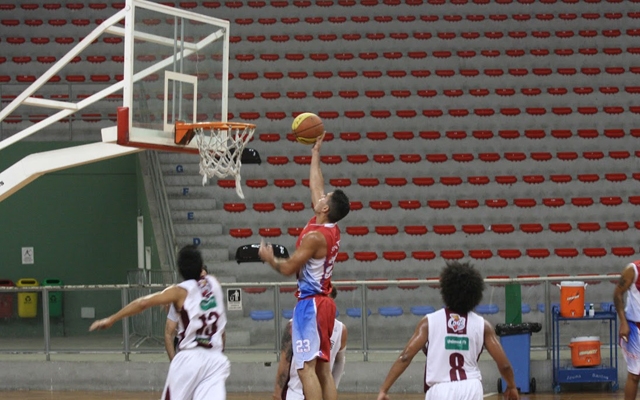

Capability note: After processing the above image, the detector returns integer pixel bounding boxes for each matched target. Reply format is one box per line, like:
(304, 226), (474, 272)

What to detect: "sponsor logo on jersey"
(447, 313), (466, 332)
(200, 296), (217, 310)
(445, 336), (469, 351)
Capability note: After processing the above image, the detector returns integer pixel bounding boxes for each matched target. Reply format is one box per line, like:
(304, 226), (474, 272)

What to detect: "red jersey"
(295, 216), (341, 298)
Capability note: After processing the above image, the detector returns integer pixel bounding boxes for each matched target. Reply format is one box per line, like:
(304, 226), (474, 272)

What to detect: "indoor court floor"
(0, 391), (628, 399)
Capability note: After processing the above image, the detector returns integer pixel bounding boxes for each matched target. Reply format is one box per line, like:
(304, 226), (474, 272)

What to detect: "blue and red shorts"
(292, 295), (336, 370)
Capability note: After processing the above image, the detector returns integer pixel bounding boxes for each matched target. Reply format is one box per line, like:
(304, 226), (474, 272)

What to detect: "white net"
(195, 123), (255, 199)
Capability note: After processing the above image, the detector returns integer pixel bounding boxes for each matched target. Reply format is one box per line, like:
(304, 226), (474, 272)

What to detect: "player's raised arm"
(89, 285), (185, 331)
(309, 132), (326, 206)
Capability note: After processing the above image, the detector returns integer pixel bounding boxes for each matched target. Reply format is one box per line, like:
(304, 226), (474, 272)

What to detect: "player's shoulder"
(300, 230), (326, 246)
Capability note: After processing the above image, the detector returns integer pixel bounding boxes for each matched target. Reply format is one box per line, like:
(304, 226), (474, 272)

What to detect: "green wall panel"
(0, 142), (159, 337)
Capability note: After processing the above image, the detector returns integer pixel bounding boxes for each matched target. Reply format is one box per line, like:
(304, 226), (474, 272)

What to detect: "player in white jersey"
(90, 245), (230, 400)
(273, 288), (347, 400)
(164, 265), (209, 361)
(613, 259), (640, 400)
(376, 261), (519, 400)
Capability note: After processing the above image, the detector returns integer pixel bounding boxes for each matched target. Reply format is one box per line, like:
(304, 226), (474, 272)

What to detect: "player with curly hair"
(376, 261), (519, 400)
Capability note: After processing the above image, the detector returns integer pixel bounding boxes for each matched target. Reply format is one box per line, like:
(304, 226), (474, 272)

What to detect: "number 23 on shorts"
(295, 339), (311, 353)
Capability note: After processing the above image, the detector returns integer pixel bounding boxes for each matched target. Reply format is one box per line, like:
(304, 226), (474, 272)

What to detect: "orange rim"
(175, 121), (256, 145)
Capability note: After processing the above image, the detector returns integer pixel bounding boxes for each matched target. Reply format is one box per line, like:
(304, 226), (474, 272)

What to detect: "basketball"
(291, 112), (324, 145)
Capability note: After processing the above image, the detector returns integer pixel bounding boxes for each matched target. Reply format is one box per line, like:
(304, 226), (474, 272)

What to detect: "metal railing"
(0, 274), (618, 361)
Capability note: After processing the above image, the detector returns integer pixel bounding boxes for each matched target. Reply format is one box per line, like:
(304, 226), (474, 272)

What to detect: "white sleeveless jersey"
(285, 319), (344, 399)
(425, 308), (484, 388)
(625, 261), (640, 322)
(175, 276), (226, 352)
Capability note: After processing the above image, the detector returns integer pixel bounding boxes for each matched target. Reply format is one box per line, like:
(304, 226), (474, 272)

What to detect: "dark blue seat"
(346, 307), (371, 318)
(250, 310), (274, 321)
(410, 305), (436, 316)
(378, 306), (403, 317)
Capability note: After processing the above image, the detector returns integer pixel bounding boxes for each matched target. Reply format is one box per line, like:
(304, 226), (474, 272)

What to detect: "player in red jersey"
(260, 132), (350, 400)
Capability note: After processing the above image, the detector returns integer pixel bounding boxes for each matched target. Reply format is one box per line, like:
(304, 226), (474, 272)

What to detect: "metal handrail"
(146, 149), (177, 270)
(0, 274), (619, 361)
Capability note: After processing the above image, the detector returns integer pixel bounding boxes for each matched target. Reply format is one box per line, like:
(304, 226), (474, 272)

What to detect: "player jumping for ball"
(259, 132), (350, 400)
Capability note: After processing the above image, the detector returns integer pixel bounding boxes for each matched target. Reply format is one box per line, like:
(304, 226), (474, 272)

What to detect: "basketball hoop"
(175, 121), (256, 199)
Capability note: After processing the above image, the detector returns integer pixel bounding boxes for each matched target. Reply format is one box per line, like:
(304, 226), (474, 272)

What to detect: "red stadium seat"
(229, 228), (253, 238)
(346, 226), (369, 236)
(491, 224), (515, 234)
(398, 200), (421, 210)
(498, 250), (522, 259)
(612, 247), (635, 257)
(433, 225), (456, 235)
(383, 251), (406, 261)
(427, 200), (450, 209)
(606, 221), (629, 231)
(555, 248), (579, 258)
(462, 225), (485, 234)
(375, 226), (398, 235)
(486, 199), (508, 208)
(246, 179), (268, 188)
(413, 251), (436, 260)
(253, 203), (276, 212)
(577, 222), (600, 232)
(282, 202), (305, 212)
(354, 252), (378, 262)
(370, 201), (392, 210)
(405, 226), (428, 235)
(385, 177), (407, 186)
(357, 178), (379, 187)
(527, 249), (550, 258)
(469, 250), (493, 260)
(259, 227), (282, 237)
(520, 224), (543, 233)
(440, 250), (464, 260)
(457, 199), (479, 209)
(548, 222), (573, 234)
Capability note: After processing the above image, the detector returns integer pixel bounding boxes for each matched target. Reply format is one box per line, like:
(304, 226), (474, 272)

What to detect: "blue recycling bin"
(496, 323), (542, 394)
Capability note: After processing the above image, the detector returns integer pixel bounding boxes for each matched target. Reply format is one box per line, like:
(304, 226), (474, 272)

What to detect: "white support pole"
(145, 246), (152, 270)
(0, 143), (143, 203)
(0, 8), (128, 124)
(137, 216), (144, 270)
(123, 0), (136, 130)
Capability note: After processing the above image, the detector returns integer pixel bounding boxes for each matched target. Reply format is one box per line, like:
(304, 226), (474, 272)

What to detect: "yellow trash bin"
(17, 278), (39, 318)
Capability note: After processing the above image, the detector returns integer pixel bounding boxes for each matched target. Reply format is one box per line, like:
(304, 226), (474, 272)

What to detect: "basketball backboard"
(116, 0), (231, 153)
(0, 0), (234, 202)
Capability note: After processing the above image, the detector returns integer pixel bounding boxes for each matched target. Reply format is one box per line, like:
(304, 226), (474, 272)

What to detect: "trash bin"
(496, 322), (542, 394)
(16, 278), (39, 318)
(42, 278), (63, 318)
(0, 280), (15, 318)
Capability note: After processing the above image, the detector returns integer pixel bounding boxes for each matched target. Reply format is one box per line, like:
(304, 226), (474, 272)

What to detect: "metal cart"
(552, 305), (618, 393)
